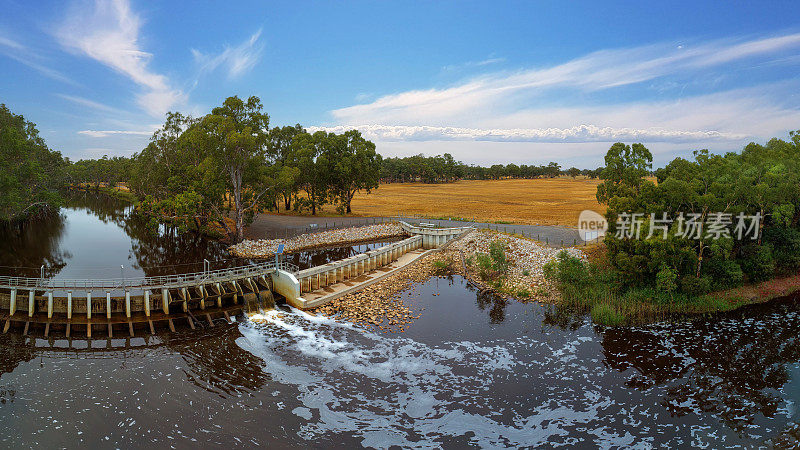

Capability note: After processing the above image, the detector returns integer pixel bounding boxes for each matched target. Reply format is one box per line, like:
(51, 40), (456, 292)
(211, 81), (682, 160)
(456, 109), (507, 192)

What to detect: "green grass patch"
(544, 251), (760, 326)
(432, 258), (455, 276)
(590, 304), (624, 326)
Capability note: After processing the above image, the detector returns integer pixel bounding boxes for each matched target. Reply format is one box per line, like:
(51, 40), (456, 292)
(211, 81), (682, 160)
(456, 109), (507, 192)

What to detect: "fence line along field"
(349, 178), (605, 226)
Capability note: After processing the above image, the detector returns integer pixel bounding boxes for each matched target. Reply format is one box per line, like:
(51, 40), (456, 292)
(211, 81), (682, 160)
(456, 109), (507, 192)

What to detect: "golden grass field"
(348, 178), (605, 226)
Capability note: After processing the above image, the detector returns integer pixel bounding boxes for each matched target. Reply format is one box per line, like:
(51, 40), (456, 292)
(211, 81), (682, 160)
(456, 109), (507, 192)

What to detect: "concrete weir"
(0, 221), (472, 337)
(0, 261), (297, 338)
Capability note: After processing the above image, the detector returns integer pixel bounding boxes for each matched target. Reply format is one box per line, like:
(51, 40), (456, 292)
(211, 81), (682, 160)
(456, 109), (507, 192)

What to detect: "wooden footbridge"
(0, 260), (298, 338)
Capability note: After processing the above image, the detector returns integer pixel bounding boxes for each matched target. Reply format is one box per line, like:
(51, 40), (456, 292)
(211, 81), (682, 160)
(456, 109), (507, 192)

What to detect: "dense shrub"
(764, 227), (800, 274)
(739, 244), (776, 282)
(476, 241), (511, 281)
(679, 275), (712, 296)
(655, 266), (678, 293)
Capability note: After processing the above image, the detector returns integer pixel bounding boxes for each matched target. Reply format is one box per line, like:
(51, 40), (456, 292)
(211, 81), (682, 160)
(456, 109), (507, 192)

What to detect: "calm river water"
(0, 194), (798, 447)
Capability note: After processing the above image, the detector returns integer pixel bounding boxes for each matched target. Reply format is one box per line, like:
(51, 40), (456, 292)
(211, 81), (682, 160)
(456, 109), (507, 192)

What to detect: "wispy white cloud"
(323, 83), (800, 149)
(332, 33), (800, 128)
(56, 0), (185, 117)
(56, 93), (121, 113)
(442, 56), (505, 72)
(0, 34), (24, 51)
(78, 129), (155, 138)
(191, 28), (264, 79)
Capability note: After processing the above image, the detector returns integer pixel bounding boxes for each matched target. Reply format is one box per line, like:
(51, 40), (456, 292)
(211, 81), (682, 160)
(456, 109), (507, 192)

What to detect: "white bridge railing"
(0, 260), (298, 291)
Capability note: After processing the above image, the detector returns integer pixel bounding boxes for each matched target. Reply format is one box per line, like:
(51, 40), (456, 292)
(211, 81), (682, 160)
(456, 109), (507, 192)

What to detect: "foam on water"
(237, 307), (634, 448)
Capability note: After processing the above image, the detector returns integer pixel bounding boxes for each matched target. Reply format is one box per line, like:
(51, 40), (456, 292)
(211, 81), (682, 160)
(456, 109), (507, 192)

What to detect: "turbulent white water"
(239, 309), (525, 447)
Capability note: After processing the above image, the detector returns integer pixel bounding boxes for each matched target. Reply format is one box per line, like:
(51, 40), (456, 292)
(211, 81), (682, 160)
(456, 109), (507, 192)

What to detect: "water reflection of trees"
(541, 306), (584, 331)
(0, 335), (37, 380)
(0, 209), (69, 278)
(0, 325), (269, 397)
(66, 191), (129, 226)
(443, 276), (509, 324)
(123, 214), (241, 276)
(0, 193), (406, 279)
(598, 297), (800, 433)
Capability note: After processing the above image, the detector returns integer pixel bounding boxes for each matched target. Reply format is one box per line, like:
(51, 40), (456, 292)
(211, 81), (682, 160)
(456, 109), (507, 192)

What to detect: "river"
(0, 193), (798, 447)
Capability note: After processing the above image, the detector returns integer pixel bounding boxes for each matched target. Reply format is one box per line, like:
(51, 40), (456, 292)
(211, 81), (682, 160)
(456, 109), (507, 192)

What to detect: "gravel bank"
(313, 229), (586, 332)
(448, 229), (585, 295)
(230, 223), (406, 258)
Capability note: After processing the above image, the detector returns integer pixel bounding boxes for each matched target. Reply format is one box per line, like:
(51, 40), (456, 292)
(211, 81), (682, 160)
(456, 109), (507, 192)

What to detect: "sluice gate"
(0, 261), (297, 338)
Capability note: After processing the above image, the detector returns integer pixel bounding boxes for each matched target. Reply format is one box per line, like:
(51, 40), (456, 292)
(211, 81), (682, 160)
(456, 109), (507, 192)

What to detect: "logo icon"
(578, 210), (607, 242)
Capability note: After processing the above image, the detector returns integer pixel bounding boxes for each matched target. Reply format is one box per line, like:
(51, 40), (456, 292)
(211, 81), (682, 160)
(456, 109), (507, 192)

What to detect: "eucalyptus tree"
(293, 131), (332, 215)
(201, 96), (273, 242)
(268, 124), (305, 210)
(327, 130), (381, 213)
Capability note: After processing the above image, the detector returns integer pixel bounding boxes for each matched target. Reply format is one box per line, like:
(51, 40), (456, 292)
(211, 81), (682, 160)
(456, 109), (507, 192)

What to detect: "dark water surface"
(0, 195), (799, 447)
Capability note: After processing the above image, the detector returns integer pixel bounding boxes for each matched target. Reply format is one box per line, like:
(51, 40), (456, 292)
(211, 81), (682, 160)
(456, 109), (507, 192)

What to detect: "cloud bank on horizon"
(0, 0), (799, 166)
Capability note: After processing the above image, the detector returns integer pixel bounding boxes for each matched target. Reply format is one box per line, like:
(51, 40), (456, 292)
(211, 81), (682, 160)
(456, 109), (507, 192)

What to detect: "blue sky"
(2, 0), (800, 167)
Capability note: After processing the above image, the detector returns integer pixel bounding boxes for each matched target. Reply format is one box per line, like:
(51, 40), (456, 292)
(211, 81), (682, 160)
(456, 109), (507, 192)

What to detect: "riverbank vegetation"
(0, 104), (68, 223)
(545, 131), (800, 325)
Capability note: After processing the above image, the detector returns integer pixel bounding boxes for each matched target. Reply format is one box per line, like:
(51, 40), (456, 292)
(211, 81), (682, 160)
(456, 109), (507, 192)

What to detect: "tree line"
(121, 96), (381, 242)
(380, 154), (602, 183)
(598, 132), (800, 296)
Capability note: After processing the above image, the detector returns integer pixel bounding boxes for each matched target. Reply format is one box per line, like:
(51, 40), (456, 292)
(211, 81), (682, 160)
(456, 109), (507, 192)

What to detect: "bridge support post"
(144, 290), (150, 317)
(125, 291), (131, 318)
(28, 290), (35, 317)
(161, 288), (169, 314)
(9, 289), (15, 316)
(106, 292), (111, 319)
(232, 281), (240, 304)
(67, 291), (73, 319)
(47, 291), (53, 319)
(86, 292), (92, 319)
